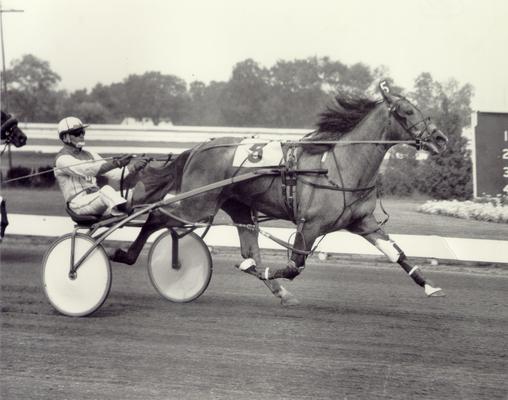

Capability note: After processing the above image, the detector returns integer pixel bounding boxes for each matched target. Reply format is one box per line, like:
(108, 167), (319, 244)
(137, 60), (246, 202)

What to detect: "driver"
(54, 116), (148, 218)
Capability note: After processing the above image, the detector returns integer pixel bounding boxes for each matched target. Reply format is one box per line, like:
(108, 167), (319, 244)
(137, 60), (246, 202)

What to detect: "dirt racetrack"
(1, 239), (507, 400)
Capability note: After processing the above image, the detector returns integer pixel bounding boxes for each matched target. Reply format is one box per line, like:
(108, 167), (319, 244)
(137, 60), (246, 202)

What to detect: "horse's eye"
(405, 108), (414, 116)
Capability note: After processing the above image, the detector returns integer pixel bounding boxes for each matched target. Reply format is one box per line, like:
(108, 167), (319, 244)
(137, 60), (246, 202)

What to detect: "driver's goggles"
(69, 129), (85, 137)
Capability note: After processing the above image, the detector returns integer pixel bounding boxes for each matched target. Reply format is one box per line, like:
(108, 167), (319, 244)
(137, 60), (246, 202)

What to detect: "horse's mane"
(301, 94), (379, 154)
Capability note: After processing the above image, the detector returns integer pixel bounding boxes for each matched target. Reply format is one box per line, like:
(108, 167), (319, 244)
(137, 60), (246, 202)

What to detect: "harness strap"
(281, 146), (299, 222)
(120, 166), (129, 199)
(298, 176), (376, 192)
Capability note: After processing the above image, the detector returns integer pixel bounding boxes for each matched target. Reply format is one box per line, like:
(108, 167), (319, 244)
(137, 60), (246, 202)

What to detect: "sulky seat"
(65, 203), (111, 226)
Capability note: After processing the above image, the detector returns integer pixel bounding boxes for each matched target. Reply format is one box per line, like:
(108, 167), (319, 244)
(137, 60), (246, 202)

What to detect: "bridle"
(1, 117), (21, 155)
(387, 96), (434, 150)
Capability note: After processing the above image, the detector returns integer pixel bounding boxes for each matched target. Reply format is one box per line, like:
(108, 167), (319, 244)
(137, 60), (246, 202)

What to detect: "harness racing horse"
(1, 111), (27, 239)
(1, 111), (27, 149)
(111, 81), (449, 305)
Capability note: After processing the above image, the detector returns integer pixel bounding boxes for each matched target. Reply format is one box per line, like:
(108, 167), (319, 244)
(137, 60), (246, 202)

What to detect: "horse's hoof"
(276, 287), (299, 306)
(425, 284), (445, 297)
(427, 289), (446, 297)
(281, 296), (300, 306)
(107, 248), (122, 261)
(110, 249), (132, 264)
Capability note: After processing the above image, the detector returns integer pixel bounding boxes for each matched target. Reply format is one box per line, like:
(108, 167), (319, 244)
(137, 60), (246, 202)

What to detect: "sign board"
(472, 112), (508, 197)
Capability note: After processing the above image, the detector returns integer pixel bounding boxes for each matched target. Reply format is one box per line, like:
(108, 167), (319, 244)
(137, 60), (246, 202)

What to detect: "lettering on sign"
(505, 131), (508, 184)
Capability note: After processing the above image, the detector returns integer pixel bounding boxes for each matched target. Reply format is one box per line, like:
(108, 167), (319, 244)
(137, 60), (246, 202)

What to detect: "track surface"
(1, 240), (507, 400)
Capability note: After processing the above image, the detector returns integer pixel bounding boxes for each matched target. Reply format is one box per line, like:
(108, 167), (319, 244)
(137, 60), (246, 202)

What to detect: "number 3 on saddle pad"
(232, 139), (283, 167)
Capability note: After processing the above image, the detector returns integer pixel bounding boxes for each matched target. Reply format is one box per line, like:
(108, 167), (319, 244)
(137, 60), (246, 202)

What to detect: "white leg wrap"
(264, 268), (270, 280)
(374, 239), (402, 263)
(238, 258), (256, 271)
(408, 266), (419, 276)
(424, 284), (442, 296)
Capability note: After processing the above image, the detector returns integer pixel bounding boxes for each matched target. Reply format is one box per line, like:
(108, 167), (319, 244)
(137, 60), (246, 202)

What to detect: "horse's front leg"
(110, 211), (169, 265)
(350, 216), (444, 297)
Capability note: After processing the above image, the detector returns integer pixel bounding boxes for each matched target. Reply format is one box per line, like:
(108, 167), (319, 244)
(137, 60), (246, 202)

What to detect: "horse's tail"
(137, 150), (192, 204)
(171, 149), (192, 192)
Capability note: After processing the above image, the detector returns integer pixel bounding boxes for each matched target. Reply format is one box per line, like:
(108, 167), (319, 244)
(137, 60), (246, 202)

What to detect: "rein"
(1, 157), (116, 185)
(0, 142), (8, 156)
(194, 138), (418, 153)
(2, 155), (173, 186)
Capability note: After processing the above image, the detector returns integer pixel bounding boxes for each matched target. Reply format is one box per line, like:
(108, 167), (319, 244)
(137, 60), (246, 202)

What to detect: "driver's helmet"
(57, 116), (89, 140)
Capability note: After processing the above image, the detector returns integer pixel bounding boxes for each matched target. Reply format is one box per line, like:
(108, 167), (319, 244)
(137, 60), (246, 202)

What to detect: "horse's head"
(1, 111), (27, 148)
(379, 81), (448, 154)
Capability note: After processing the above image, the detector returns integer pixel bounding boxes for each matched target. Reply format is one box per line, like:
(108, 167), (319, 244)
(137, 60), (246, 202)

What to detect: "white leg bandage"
(238, 258), (256, 271)
(374, 238), (402, 263)
(424, 284), (443, 296)
(408, 266), (419, 276)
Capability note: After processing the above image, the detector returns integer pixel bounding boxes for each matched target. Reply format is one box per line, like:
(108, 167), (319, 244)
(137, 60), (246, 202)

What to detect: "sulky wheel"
(42, 233), (112, 317)
(148, 230), (212, 303)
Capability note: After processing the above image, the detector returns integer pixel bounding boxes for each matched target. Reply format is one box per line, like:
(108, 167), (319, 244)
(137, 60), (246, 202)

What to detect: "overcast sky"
(2, 0), (507, 112)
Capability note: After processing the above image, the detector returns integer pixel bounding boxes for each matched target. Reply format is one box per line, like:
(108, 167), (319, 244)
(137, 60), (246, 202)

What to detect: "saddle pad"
(232, 138), (283, 167)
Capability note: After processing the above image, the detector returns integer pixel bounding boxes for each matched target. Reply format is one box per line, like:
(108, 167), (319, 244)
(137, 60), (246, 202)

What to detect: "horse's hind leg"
(261, 221), (321, 281)
(350, 216), (444, 297)
(237, 225), (300, 306)
(221, 199), (299, 306)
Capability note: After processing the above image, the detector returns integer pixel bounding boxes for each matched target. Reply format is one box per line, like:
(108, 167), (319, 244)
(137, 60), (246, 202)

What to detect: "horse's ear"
(379, 80), (395, 103)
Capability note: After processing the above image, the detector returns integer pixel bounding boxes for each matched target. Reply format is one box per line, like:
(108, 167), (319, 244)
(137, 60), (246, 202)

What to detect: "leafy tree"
(319, 57), (347, 92)
(89, 82), (126, 122)
(220, 59), (271, 126)
(380, 146), (419, 196)
(410, 73), (474, 199)
(123, 72), (189, 125)
(3, 54), (61, 121)
(73, 101), (112, 123)
(267, 58), (328, 127)
(184, 80), (228, 126)
(337, 62), (373, 95)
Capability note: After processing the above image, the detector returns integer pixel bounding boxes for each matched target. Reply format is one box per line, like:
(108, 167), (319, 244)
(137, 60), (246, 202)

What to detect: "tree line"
(1, 54), (407, 127)
(2, 54), (474, 198)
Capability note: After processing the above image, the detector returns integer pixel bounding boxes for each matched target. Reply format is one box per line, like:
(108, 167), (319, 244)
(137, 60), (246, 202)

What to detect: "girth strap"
(281, 147), (298, 222)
